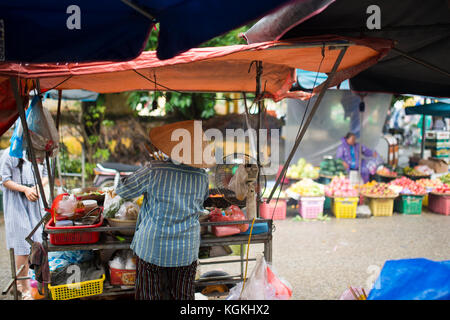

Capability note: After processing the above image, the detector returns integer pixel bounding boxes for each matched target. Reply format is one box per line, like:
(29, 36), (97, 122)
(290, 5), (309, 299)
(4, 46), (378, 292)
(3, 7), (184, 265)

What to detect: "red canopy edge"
(0, 36), (393, 137)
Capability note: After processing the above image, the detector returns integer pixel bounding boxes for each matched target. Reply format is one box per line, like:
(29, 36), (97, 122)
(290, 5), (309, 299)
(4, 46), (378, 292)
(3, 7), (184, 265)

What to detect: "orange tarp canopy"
(0, 36), (392, 102)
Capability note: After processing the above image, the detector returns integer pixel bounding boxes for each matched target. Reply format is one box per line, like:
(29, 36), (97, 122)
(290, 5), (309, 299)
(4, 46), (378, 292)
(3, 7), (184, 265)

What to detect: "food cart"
(0, 37), (391, 300)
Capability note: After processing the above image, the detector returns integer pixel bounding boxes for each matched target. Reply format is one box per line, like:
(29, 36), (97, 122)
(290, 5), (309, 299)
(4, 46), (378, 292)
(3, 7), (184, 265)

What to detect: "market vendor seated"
(336, 132), (377, 183)
(115, 120), (214, 300)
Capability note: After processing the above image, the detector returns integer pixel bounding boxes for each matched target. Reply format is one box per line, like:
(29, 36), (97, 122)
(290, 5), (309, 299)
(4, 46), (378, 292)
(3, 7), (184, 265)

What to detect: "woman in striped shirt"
(116, 121), (213, 300)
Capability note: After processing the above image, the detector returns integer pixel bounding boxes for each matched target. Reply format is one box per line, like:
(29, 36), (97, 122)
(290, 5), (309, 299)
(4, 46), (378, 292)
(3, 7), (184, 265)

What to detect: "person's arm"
(116, 165), (151, 200)
(362, 144), (376, 157)
(1, 156), (38, 201)
(336, 145), (349, 170)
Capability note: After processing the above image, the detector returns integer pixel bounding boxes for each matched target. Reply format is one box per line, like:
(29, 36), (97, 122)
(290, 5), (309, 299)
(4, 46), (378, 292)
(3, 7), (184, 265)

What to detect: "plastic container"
(369, 198), (394, 217)
(46, 215), (104, 245)
(298, 196), (325, 219)
(212, 225), (242, 237)
(109, 268), (136, 286)
(260, 199), (286, 220)
(324, 196), (332, 211)
(48, 274), (105, 300)
(394, 195), (423, 215)
(428, 193), (450, 216)
(423, 194), (429, 207)
(332, 197), (358, 219)
(239, 221), (269, 235)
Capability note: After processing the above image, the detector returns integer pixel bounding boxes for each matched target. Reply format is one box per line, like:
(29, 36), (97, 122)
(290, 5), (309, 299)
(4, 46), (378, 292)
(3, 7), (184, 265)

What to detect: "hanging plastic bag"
(227, 255), (292, 300)
(228, 164), (248, 201)
(55, 195), (79, 221)
(209, 205), (249, 237)
(23, 96), (59, 162)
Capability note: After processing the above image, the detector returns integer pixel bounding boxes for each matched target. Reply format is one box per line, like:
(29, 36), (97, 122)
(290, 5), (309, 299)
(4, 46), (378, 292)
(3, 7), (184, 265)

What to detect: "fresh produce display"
(325, 177), (359, 197)
(288, 179), (324, 197)
(403, 165), (433, 177)
(286, 158), (319, 180)
(439, 173), (450, 185)
(319, 157), (346, 177)
(376, 166), (397, 177)
(262, 187), (287, 199)
(415, 178), (443, 191)
(433, 184), (450, 195)
(389, 177), (427, 195)
(361, 183), (398, 198)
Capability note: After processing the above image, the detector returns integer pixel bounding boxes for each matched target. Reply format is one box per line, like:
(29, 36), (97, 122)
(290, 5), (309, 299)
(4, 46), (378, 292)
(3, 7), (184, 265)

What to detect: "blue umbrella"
(0, 0), (296, 62)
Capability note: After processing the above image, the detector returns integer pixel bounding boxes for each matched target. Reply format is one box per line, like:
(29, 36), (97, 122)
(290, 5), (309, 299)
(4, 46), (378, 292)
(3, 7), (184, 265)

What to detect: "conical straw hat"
(149, 120), (215, 168)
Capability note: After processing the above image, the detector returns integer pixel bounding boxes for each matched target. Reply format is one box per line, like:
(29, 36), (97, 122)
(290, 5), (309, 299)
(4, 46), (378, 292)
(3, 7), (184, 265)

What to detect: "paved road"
(1, 210), (449, 300)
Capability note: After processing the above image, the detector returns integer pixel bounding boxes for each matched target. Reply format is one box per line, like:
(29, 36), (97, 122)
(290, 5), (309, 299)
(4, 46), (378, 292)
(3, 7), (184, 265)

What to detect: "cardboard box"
(419, 157), (449, 173)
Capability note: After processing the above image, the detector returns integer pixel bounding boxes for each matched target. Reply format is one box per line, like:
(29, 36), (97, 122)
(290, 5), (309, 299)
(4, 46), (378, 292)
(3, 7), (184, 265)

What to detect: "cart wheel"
(201, 284), (229, 296)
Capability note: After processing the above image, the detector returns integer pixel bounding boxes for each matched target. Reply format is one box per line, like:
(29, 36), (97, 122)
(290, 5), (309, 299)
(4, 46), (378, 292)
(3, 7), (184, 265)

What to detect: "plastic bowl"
(107, 218), (136, 236)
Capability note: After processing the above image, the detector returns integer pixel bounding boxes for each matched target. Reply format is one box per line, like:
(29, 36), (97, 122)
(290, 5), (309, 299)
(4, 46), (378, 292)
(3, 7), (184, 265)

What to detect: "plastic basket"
(260, 199), (286, 220)
(423, 194), (429, 207)
(428, 193), (450, 216)
(324, 196), (332, 211)
(394, 195), (423, 215)
(48, 274), (105, 300)
(332, 197), (358, 219)
(369, 198), (394, 217)
(45, 215), (104, 245)
(109, 268), (136, 286)
(298, 196), (325, 219)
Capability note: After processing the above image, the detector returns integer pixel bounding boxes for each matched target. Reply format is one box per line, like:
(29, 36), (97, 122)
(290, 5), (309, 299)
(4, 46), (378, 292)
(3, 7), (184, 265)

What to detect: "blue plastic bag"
(9, 96), (39, 158)
(368, 258), (450, 300)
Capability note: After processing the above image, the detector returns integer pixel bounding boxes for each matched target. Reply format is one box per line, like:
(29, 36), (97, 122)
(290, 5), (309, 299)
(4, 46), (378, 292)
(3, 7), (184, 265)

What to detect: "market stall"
(0, 37), (391, 300)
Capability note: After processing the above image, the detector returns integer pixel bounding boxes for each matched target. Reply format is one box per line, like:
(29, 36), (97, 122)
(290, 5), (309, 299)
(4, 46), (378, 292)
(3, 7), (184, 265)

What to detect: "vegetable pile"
(439, 173), (450, 185)
(319, 157), (346, 177)
(286, 158), (319, 180)
(288, 179), (324, 197)
(403, 165), (433, 177)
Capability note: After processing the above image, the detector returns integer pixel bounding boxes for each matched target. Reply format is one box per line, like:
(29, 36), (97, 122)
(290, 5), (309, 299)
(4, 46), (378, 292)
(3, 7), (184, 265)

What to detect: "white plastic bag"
(116, 202), (139, 220)
(56, 195), (78, 219)
(104, 190), (123, 218)
(228, 164), (248, 201)
(227, 255), (292, 300)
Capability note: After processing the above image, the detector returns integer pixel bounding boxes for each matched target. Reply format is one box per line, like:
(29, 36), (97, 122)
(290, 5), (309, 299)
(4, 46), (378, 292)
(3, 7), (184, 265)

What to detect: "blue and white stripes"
(116, 161), (209, 267)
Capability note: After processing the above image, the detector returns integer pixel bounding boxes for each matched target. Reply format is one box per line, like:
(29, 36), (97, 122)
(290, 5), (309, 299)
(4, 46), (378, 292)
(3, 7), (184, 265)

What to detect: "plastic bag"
(104, 190), (123, 218)
(55, 195), (78, 220)
(209, 205), (249, 236)
(228, 164), (248, 201)
(9, 97), (35, 158)
(116, 202), (139, 220)
(227, 255), (292, 300)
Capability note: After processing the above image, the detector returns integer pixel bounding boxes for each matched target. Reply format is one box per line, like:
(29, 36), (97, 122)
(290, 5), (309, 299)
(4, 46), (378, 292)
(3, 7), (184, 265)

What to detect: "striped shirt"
(116, 161), (209, 267)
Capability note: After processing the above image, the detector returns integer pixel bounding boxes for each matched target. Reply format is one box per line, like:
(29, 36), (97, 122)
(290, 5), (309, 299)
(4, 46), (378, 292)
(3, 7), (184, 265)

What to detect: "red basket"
(260, 199), (287, 220)
(298, 196), (325, 219)
(45, 215), (104, 245)
(428, 193), (450, 216)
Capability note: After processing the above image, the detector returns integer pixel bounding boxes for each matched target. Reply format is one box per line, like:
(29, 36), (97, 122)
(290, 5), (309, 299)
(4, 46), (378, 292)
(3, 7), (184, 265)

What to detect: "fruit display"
(359, 180), (377, 193)
(439, 173), (450, 185)
(415, 178), (443, 192)
(403, 165), (433, 177)
(433, 184), (450, 195)
(361, 182), (398, 198)
(287, 178), (324, 197)
(376, 166), (397, 177)
(389, 177), (427, 195)
(319, 157), (346, 177)
(286, 158), (319, 180)
(325, 177), (359, 197)
(261, 187), (287, 199)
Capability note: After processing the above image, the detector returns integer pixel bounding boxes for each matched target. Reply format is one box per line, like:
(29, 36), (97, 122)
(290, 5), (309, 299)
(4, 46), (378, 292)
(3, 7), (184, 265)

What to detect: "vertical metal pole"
(240, 244), (244, 280)
(46, 153), (54, 202)
(51, 89), (62, 195)
(255, 61), (263, 218)
(9, 249), (18, 300)
(81, 144), (86, 188)
(421, 115), (426, 159)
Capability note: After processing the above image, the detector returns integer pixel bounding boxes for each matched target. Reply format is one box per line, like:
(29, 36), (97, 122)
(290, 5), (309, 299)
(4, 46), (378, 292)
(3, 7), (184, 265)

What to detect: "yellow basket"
(422, 194), (429, 207)
(48, 274), (105, 300)
(369, 198), (394, 217)
(332, 197), (358, 219)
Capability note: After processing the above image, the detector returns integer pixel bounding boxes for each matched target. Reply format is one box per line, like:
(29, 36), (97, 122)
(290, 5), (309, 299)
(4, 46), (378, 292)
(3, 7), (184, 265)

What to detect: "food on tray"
(376, 166), (397, 177)
(287, 179), (324, 197)
(362, 183), (398, 198)
(325, 177), (358, 197)
(415, 178), (443, 190)
(319, 157), (347, 177)
(403, 165), (433, 177)
(286, 158), (319, 180)
(389, 177), (427, 195)
(433, 184), (450, 195)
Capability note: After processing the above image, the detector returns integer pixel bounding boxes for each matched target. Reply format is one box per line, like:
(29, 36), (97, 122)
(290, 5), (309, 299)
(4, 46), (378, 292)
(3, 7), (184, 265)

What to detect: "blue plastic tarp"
(0, 0), (295, 62)
(368, 258), (450, 300)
